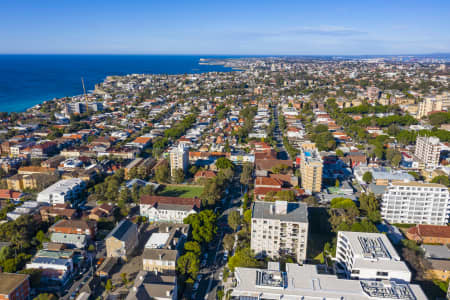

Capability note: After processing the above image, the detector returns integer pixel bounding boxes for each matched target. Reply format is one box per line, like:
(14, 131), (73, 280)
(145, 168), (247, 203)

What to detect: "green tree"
(184, 241), (201, 256)
(155, 161), (170, 183)
(304, 196), (318, 207)
(33, 293), (57, 300)
(223, 233), (235, 252)
(228, 211), (241, 232)
(215, 157), (234, 170)
(184, 210), (217, 245)
(201, 179), (221, 206)
(172, 168), (185, 184)
(177, 252), (200, 279)
(362, 171), (373, 184)
(431, 175), (450, 187)
(240, 163), (253, 187)
(105, 279), (113, 292)
(335, 149), (344, 157)
(228, 247), (260, 272)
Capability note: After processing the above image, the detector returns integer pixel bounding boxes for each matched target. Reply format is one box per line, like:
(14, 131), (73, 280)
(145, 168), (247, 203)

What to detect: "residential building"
(299, 144), (323, 193)
(406, 224), (450, 244)
(40, 203), (77, 221)
(417, 97), (443, 119)
(140, 195), (201, 223)
(142, 223), (189, 273)
(169, 144), (189, 177)
(37, 178), (85, 206)
(65, 102), (103, 115)
(26, 256), (73, 288)
(381, 182), (450, 225)
(336, 231), (411, 282)
(106, 219), (138, 261)
(49, 219), (96, 239)
(251, 201), (308, 262)
(414, 136), (441, 168)
(126, 270), (177, 300)
(7, 201), (41, 221)
(231, 263), (426, 300)
(0, 273), (30, 300)
(422, 244), (450, 281)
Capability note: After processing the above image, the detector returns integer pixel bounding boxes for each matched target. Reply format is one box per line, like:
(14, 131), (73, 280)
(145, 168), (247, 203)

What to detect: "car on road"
(69, 292), (77, 300)
(193, 281), (200, 291)
(218, 272), (223, 281)
(201, 258), (207, 268)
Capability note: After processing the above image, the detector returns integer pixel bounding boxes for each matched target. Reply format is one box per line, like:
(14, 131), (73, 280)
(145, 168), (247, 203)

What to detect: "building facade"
(336, 231), (411, 283)
(37, 178), (85, 206)
(251, 201), (308, 262)
(140, 195), (200, 223)
(0, 273), (30, 300)
(106, 220), (138, 261)
(299, 143), (323, 193)
(414, 136), (441, 168)
(169, 144), (189, 177)
(381, 182), (450, 225)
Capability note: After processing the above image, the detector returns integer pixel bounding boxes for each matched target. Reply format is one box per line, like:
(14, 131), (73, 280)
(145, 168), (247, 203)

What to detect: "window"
(376, 271), (388, 277)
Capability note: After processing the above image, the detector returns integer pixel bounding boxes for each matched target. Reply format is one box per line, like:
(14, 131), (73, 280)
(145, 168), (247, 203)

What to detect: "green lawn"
(158, 185), (204, 198)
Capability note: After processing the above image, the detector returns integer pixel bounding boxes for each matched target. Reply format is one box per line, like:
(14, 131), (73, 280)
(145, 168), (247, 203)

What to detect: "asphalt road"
(194, 185), (242, 300)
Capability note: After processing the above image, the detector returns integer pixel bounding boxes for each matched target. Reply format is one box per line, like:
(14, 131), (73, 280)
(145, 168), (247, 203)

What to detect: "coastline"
(0, 55), (236, 113)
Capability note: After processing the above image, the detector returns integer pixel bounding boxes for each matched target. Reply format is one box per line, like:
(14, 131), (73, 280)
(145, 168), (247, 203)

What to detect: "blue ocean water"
(0, 55), (235, 112)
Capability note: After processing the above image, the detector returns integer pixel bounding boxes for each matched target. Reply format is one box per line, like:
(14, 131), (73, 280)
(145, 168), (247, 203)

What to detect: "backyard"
(157, 185), (204, 198)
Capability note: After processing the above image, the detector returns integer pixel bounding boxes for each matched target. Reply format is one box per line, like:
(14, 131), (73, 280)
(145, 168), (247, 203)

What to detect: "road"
(273, 105), (289, 160)
(194, 182), (242, 300)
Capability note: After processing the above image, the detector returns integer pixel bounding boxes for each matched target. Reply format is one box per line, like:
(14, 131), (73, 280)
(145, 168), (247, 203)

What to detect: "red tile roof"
(140, 195), (201, 209)
(407, 224), (450, 239)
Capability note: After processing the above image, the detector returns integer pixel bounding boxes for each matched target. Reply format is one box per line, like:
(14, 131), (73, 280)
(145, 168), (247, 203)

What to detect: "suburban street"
(194, 181), (242, 300)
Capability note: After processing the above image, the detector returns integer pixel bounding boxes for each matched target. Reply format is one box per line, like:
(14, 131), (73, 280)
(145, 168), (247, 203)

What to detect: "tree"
(431, 175), (450, 187)
(228, 211), (241, 232)
(118, 186), (131, 204)
(228, 247), (260, 272)
(35, 230), (47, 244)
(105, 279), (113, 292)
(215, 157), (234, 170)
(131, 183), (140, 203)
(155, 161), (170, 183)
(121, 273), (128, 286)
(201, 179), (221, 206)
(184, 241), (201, 256)
(172, 168), (185, 184)
(184, 210), (217, 245)
(359, 193), (381, 223)
(20, 269), (42, 288)
(362, 171), (373, 184)
(335, 149), (344, 157)
(33, 293), (57, 300)
(223, 233), (235, 252)
(391, 153), (402, 167)
(240, 163), (253, 187)
(304, 196), (318, 207)
(177, 252), (200, 279)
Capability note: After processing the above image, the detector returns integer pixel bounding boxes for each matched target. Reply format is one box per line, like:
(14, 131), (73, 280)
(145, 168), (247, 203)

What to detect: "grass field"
(158, 185), (204, 198)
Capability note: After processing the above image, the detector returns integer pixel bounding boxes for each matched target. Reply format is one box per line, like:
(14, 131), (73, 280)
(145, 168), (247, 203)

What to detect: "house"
(0, 273), (30, 300)
(105, 219), (138, 261)
(422, 245), (450, 281)
(49, 219), (96, 239)
(194, 170), (216, 182)
(126, 270), (177, 300)
(140, 195), (201, 223)
(0, 189), (23, 201)
(40, 203), (77, 221)
(37, 178), (85, 206)
(142, 223), (189, 273)
(88, 203), (115, 221)
(7, 173), (59, 192)
(406, 224), (450, 244)
(50, 232), (87, 249)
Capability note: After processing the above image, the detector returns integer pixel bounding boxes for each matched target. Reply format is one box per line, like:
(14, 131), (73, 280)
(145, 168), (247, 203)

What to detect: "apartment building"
(381, 182), (450, 225)
(106, 220), (138, 261)
(37, 178), (85, 206)
(251, 201), (308, 262)
(299, 143), (323, 193)
(140, 195), (201, 223)
(65, 102), (103, 115)
(142, 223), (188, 273)
(417, 97), (443, 119)
(414, 136), (441, 168)
(231, 263), (426, 300)
(169, 144), (189, 177)
(336, 231), (411, 282)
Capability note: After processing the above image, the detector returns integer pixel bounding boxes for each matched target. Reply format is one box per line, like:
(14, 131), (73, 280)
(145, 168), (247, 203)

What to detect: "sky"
(1, 0), (449, 55)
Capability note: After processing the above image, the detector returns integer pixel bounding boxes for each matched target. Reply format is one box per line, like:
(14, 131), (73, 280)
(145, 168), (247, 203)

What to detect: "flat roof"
(252, 201), (308, 223)
(232, 264), (426, 300)
(145, 233), (170, 249)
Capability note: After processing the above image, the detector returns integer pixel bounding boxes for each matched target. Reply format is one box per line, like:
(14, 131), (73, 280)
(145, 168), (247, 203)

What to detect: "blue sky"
(1, 0), (449, 55)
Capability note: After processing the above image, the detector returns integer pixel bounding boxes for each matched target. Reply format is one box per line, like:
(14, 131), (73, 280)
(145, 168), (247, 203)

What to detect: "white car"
(218, 272), (223, 281)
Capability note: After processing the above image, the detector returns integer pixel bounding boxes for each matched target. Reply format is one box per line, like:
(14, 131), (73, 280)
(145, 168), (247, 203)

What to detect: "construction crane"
(81, 77), (88, 114)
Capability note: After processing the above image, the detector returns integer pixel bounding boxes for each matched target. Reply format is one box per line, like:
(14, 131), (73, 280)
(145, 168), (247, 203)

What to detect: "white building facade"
(381, 182), (450, 225)
(414, 136), (441, 168)
(169, 144), (189, 177)
(251, 201), (308, 262)
(336, 231), (411, 283)
(37, 178), (85, 206)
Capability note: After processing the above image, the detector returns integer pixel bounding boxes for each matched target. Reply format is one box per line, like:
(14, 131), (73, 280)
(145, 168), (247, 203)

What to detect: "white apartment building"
(381, 182), (450, 225)
(251, 201), (308, 262)
(414, 136), (441, 168)
(140, 195), (200, 223)
(37, 178), (85, 206)
(232, 263), (426, 300)
(169, 144), (189, 177)
(336, 231), (411, 283)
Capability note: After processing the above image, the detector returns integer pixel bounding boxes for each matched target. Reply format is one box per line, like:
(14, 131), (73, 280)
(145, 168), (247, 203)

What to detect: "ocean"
(0, 55), (235, 112)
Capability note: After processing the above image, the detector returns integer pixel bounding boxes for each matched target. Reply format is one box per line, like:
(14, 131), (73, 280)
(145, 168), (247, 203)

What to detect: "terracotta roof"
(0, 189), (22, 199)
(140, 195), (201, 209)
(254, 187), (283, 195)
(255, 177), (283, 187)
(194, 170), (216, 179)
(408, 224), (450, 239)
